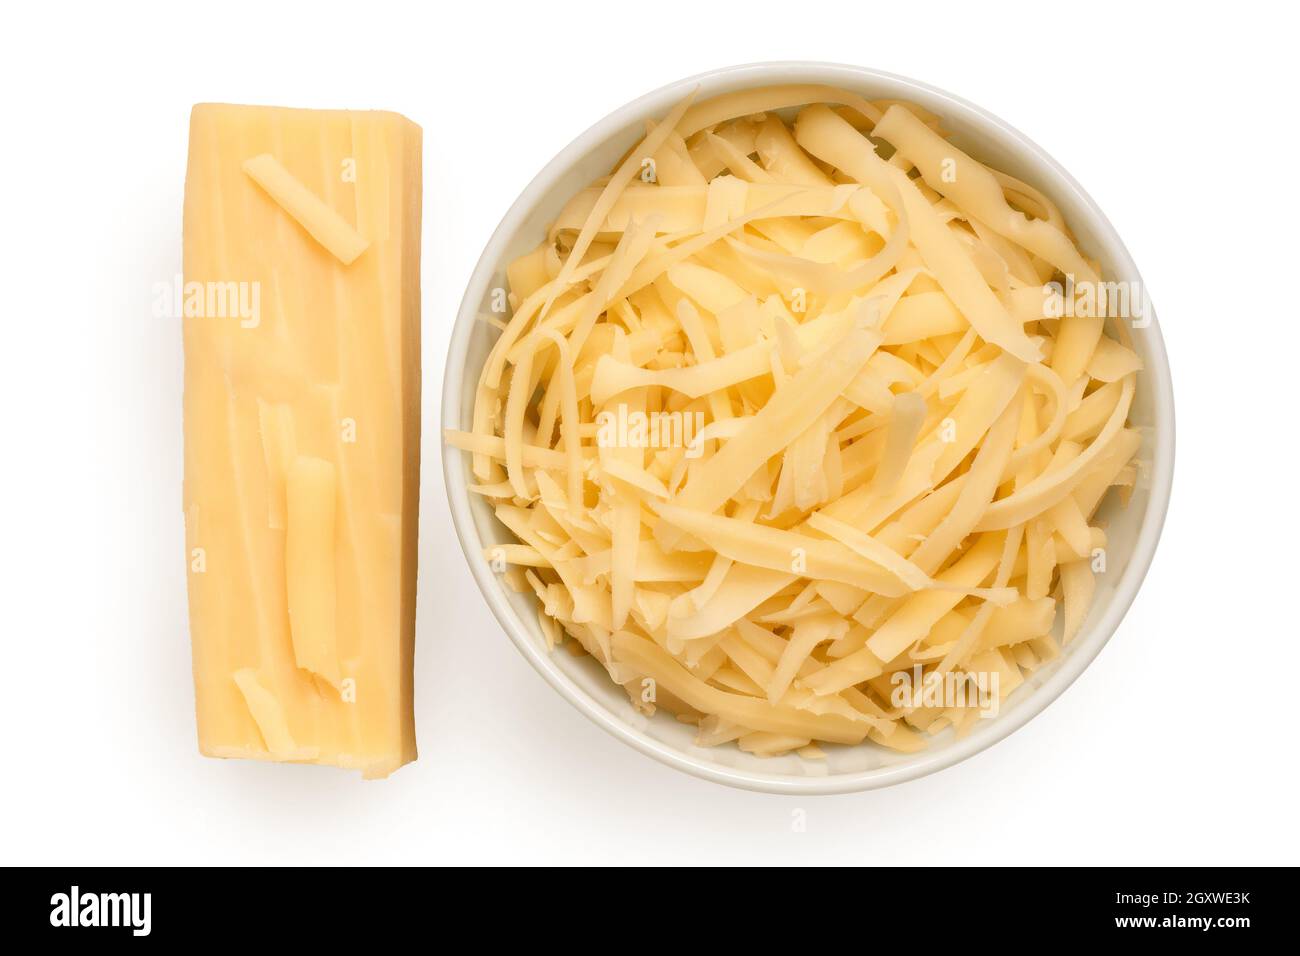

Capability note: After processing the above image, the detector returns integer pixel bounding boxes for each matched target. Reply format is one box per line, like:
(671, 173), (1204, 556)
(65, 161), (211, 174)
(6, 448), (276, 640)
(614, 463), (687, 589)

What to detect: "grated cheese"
(446, 87), (1142, 758)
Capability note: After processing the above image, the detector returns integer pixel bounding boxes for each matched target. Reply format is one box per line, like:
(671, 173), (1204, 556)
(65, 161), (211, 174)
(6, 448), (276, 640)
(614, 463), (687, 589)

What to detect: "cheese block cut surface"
(183, 103), (422, 778)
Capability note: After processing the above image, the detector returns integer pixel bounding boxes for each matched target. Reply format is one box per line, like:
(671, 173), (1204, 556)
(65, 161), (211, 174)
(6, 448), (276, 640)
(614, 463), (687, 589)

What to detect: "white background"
(3, 0), (1296, 866)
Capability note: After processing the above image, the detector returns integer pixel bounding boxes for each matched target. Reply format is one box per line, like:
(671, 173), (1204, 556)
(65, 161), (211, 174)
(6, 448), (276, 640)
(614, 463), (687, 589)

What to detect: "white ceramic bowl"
(442, 62), (1175, 794)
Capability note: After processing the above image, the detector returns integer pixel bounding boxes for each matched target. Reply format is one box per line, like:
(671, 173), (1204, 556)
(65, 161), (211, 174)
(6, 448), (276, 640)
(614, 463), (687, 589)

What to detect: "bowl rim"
(441, 60), (1176, 795)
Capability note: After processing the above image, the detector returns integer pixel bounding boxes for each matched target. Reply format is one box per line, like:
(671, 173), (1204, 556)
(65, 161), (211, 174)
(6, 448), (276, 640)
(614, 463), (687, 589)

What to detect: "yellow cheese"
(285, 456), (340, 688)
(447, 86), (1142, 759)
(183, 103), (422, 778)
(241, 153), (371, 265)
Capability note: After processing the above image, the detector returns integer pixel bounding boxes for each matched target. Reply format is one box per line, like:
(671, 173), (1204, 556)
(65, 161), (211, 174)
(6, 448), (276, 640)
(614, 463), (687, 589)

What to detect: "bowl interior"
(444, 64), (1172, 793)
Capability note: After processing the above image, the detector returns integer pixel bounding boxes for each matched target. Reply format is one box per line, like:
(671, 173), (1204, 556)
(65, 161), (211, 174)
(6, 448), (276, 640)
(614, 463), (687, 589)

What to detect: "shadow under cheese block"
(182, 104), (422, 778)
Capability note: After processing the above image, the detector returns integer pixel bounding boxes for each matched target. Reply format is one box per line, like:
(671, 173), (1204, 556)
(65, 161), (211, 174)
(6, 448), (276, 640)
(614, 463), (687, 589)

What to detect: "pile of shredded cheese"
(446, 86), (1142, 758)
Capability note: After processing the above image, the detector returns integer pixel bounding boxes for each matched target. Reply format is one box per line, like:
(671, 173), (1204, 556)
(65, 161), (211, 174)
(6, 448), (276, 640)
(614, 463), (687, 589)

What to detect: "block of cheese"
(183, 103), (422, 778)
